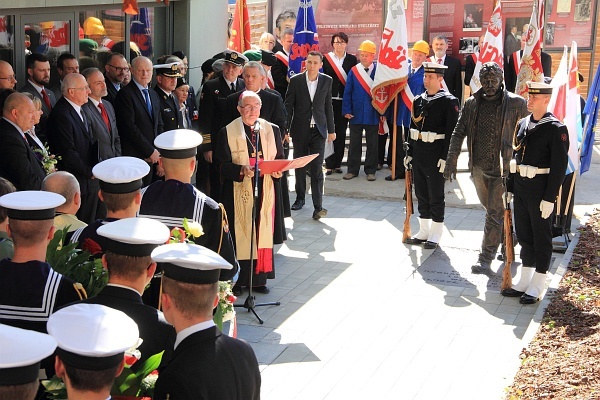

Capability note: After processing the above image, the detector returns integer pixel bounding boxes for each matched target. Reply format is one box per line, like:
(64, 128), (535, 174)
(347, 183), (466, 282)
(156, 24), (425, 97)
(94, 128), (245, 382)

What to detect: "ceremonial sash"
(352, 65), (374, 98)
(226, 118), (277, 272)
(400, 81), (415, 110)
(275, 51), (289, 67)
(427, 57), (450, 92)
(267, 71), (275, 89)
(512, 52), (522, 75)
(324, 52), (347, 85)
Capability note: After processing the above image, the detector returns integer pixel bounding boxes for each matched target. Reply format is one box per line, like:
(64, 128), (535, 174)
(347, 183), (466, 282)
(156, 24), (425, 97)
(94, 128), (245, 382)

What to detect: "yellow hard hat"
(412, 40), (430, 55)
(40, 21), (54, 30)
(358, 40), (376, 54)
(83, 17), (106, 36)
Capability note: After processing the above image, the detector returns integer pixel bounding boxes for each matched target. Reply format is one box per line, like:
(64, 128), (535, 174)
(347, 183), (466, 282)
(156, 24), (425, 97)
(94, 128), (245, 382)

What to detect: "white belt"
(409, 128), (445, 142)
(517, 164), (550, 178)
(332, 97), (343, 101)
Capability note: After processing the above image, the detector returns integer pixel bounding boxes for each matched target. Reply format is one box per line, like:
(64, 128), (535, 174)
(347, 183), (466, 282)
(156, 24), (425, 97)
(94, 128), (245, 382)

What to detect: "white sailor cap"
(153, 62), (182, 78)
(47, 304), (139, 370)
(422, 62), (448, 75)
(97, 217), (170, 257)
(154, 129), (203, 159)
(0, 324), (57, 386)
(92, 156), (150, 194)
(0, 191), (65, 220)
(151, 243), (232, 284)
(527, 81), (553, 94)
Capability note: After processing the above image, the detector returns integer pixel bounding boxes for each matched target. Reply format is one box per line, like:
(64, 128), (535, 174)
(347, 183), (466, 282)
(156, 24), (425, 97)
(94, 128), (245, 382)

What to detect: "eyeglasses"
(70, 86), (90, 91)
(0, 75), (16, 81)
(107, 65), (130, 73)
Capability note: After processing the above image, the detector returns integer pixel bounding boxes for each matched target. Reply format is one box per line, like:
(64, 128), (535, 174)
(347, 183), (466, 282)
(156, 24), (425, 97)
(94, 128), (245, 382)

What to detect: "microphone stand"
(234, 120), (280, 324)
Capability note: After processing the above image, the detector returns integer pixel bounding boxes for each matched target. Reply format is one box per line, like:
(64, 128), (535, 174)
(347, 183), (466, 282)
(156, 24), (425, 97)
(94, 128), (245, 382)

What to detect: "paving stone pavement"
(232, 196), (563, 400)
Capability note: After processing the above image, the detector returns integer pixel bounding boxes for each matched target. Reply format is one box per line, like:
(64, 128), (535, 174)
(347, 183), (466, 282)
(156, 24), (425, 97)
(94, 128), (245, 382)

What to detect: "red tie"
(41, 88), (52, 111)
(98, 102), (111, 131)
(437, 58), (443, 64)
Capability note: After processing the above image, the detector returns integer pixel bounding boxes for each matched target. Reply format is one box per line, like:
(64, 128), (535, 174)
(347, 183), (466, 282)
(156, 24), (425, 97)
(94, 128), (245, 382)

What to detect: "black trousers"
(413, 161), (445, 222)
(378, 132), (387, 165)
(76, 178), (102, 225)
(514, 175), (553, 273)
(552, 172), (575, 236)
(293, 127), (325, 209)
(347, 124), (378, 175)
(325, 100), (348, 170)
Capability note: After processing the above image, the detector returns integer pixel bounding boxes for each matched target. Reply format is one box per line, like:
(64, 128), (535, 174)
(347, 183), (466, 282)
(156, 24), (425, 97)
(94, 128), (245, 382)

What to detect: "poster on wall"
(463, 4), (483, 30)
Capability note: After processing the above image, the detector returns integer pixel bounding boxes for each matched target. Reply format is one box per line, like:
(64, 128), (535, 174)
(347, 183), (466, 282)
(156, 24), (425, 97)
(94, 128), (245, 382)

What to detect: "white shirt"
(175, 320), (216, 349)
(64, 97), (85, 122)
(306, 73), (318, 125)
(27, 79), (46, 95)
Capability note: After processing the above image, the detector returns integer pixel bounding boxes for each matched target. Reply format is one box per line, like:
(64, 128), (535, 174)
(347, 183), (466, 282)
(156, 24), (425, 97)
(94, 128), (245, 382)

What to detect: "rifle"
(501, 177), (514, 290)
(403, 142), (413, 243)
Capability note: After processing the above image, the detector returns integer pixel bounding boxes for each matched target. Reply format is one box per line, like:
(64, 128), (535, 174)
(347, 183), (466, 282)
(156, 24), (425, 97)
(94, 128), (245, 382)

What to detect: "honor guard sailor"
(152, 243), (260, 400)
(404, 62), (460, 249)
(80, 217), (177, 368)
(138, 129), (239, 284)
(154, 62), (183, 131)
(0, 325), (57, 400)
(69, 156), (150, 256)
(0, 191), (83, 334)
(48, 304), (139, 400)
(502, 81), (569, 304)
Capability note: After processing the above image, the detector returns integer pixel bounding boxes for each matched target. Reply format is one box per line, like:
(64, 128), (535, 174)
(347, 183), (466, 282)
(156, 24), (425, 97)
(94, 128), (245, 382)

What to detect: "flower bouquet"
(111, 340), (163, 399)
(34, 142), (60, 175)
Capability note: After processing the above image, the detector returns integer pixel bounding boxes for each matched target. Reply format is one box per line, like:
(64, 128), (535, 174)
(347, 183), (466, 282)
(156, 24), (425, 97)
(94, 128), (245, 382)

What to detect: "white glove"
(502, 192), (513, 208)
(403, 156), (412, 169)
(540, 200), (554, 219)
(437, 159), (446, 173)
(509, 159), (517, 173)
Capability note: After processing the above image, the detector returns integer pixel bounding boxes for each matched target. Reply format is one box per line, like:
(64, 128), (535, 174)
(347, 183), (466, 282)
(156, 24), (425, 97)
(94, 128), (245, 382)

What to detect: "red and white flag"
(515, 0), (545, 97)
(549, 42), (581, 174)
(228, 0), (251, 52)
(470, 0), (504, 93)
(371, 1), (409, 114)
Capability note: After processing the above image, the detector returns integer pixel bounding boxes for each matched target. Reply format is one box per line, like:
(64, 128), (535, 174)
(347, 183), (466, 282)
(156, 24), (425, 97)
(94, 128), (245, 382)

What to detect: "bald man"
(42, 171), (87, 232)
(47, 73), (102, 224)
(0, 61), (17, 90)
(0, 92), (46, 190)
(115, 56), (164, 186)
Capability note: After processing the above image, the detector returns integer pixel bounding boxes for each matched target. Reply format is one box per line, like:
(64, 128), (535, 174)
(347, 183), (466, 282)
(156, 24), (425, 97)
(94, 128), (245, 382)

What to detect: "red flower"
(124, 353), (139, 367)
(82, 238), (102, 255)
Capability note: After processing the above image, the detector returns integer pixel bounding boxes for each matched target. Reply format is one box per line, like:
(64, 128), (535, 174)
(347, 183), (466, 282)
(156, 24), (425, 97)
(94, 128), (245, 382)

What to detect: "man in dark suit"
(198, 50), (246, 200)
(153, 62), (183, 131)
(272, 28), (294, 99)
(504, 26), (521, 65)
(285, 51), (335, 220)
(323, 32), (358, 175)
(0, 92), (46, 190)
(114, 56), (164, 186)
(19, 53), (56, 144)
(81, 217), (176, 368)
(102, 52), (128, 105)
(82, 67), (121, 162)
(47, 73), (100, 224)
(50, 52), (79, 99)
(152, 243), (260, 400)
(431, 35), (463, 102)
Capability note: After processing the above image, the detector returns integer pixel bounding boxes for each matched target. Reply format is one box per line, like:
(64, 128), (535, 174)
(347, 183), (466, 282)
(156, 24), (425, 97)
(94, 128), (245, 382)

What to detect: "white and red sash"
(275, 51), (289, 67)
(512, 51), (522, 75)
(427, 57), (450, 92)
(267, 70), (275, 89)
(352, 64), (374, 98)
(400, 82), (415, 110)
(324, 52), (347, 85)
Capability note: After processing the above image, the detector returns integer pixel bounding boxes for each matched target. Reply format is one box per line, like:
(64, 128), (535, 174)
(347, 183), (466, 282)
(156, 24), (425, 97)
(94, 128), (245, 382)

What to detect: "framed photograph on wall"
(463, 4), (483, 31)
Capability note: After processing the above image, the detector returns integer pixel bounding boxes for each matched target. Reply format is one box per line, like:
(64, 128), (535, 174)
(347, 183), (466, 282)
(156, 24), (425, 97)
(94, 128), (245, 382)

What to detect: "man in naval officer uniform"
(80, 217), (176, 368)
(0, 191), (83, 334)
(502, 81), (568, 304)
(154, 62), (183, 131)
(152, 243), (260, 400)
(69, 156), (150, 256)
(138, 129), (239, 283)
(404, 62), (460, 249)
